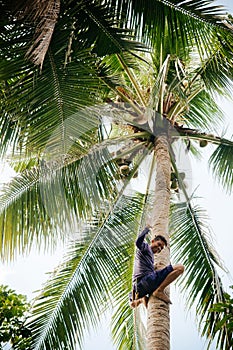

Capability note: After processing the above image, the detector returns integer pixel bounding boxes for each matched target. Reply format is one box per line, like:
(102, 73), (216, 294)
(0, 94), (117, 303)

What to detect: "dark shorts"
(133, 264), (173, 299)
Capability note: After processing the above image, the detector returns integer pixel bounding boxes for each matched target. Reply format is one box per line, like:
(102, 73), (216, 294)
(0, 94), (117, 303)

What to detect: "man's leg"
(130, 298), (143, 308)
(130, 284), (149, 309)
(153, 264), (184, 304)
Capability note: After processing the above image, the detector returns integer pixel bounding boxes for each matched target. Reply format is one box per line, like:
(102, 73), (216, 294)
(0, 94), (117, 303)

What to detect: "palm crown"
(0, 1), (233, 349)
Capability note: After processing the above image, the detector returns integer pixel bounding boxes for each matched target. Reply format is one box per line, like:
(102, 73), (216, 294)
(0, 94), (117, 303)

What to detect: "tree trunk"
(147, 133), (171, 350)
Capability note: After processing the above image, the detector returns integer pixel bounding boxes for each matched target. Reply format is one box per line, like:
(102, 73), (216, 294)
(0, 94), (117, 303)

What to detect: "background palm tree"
(0, 1), (233, 349)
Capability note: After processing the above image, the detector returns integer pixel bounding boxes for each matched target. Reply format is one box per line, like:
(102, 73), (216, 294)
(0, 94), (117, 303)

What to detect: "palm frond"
(170, 201), (230, 346)
(0, 120), (152, 261)
(184, 90), (224, 130)
(158, 0), (226, 24)
(111, 301), (147, 350)
(0, 47), (103, 155)
(28, 193), (147, 350)
(0, 168), (67, 261)
(2, 0), (143, 69)
(197, 43), (233, 95)
(104, 0), (232, 55)
(67, 1), (144, 56)
(209, 140), (233, 194)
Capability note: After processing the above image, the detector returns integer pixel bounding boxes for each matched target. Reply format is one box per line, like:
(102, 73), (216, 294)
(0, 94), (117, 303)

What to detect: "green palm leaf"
(170, 201), (230, 346)
(0, 168), (57, 261)
(185, 90), (224, 129)
(0, 51), (103, 153)
(28, 193), (146, 350)
(111, 301), (147, 350)
(209, 141), (233, 194)
(105, 0), (232, 52)
(66, 1), (143, 56)
(0, 121), (151, 261)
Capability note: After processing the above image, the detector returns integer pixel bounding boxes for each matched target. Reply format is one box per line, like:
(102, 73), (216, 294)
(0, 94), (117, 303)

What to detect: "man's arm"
(136, 226), (151, 250)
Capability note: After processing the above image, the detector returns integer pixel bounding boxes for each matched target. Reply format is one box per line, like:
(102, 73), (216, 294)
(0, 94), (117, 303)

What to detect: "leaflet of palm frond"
(28, 194), (146, 350)
(111, 272), (147, 350)
(111, 301), (147, 350)
(0, 49), (104, 155)
(112, 302), (135, 349)
(5, 152), (40, 173)
(0, 109), (20, 159)
(197, 48), (233, 95)
(208, 293), (233, 350)
(69, 1), (144, 56)
(185, 90), (224, 130)
(209, 142), (233, 194)
(0, 0), (27, 24)
(0, 129), (150, 262)
(0, 168), (62, 261)
(103, 0), (231, 54)
(170, 202), (229, 346)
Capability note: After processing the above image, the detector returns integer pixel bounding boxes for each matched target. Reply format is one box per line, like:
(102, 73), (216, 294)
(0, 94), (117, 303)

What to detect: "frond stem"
(117, 54), (147, 107)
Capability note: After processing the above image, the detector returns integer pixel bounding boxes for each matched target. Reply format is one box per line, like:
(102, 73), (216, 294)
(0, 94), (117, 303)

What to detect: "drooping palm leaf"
(0, 113), (153, 261)
(1, 0), (143, 68)
(209, 141), (233, 194)
(196, 41), (233, 95)
(105, 0), (233, 54)
(170, 201), (230, 347)
(185, 90), (224, 130)
(28, 193), (146, 350)
(111, 301), (147, 350)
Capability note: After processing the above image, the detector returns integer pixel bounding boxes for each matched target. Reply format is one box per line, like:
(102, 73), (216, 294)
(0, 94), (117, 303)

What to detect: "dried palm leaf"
(27, 0), (60, 68)
(17, 0), (60, 68)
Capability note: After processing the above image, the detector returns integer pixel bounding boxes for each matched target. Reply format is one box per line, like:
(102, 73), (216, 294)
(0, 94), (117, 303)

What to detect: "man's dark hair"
(154, 235), (167, 246)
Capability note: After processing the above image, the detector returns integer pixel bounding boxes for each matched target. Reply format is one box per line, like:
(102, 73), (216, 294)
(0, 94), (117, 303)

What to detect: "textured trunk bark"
(147, 133), (171, 350)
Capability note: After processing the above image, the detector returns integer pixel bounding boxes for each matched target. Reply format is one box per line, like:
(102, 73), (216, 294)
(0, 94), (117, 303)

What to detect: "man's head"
(151, 235), (167, 254)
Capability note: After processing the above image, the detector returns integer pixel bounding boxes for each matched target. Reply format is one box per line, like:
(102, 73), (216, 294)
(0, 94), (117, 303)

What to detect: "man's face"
(151, 239), (165, 254)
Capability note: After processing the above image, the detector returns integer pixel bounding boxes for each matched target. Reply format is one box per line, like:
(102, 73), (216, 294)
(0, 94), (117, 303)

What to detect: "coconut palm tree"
(0, 1), (233, 350)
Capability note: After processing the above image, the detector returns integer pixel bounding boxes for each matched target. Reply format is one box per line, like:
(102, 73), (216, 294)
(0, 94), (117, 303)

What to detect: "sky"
(0, 1), (233, 350)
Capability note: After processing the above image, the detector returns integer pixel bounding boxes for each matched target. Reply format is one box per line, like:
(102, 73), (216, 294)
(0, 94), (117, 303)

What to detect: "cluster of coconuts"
(170, 171), (185, 192)
(115, 158), (138, 179)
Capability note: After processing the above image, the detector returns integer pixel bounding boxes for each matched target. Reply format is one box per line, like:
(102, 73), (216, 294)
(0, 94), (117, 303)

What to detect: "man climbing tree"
(130, 225), (184, 308)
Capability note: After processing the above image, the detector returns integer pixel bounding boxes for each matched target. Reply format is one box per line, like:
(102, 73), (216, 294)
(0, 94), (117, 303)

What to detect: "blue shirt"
(133, 227), (154, 281)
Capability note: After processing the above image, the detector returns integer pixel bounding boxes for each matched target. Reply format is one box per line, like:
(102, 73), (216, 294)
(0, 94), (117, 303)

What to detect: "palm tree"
(0, 1), (233, 349)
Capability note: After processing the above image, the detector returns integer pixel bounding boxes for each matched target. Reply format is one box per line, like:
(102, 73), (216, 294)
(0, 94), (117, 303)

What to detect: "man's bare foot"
(130, 299), (143, 309)
(153, 290), (172, 304)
